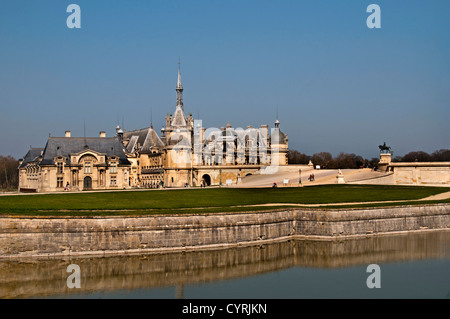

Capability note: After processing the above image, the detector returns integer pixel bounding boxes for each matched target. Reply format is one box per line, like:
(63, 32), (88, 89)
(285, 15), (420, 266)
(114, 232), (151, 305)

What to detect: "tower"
(270, 119), (288, 166)
(163, 62), (193, 187)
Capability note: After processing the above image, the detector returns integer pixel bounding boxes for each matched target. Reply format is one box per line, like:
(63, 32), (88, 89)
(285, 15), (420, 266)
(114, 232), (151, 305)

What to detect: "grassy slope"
(0, 185), (448, 216)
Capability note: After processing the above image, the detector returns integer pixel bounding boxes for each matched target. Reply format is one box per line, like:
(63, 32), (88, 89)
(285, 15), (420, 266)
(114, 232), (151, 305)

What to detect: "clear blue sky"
(1, 0), (449, 159)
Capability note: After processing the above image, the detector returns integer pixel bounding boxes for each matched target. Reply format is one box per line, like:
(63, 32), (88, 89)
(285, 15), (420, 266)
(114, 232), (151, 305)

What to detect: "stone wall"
(0, 204), (449, 258)
(389, 162), (450, 186)
(294, 205), (450, 239)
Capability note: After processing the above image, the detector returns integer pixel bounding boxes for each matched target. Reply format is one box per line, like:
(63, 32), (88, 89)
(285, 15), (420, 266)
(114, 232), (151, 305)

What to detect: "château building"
(18, 132), (131, 192)
(18, 66), (289, 192)
(122, 66), (289, 188)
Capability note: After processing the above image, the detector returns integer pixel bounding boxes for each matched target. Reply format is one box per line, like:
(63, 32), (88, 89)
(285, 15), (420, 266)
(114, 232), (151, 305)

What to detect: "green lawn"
(0, 185), (448, 216)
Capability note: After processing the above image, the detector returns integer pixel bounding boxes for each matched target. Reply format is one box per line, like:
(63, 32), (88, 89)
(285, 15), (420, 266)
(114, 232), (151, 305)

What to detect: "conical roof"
(171, 105), (187, 127)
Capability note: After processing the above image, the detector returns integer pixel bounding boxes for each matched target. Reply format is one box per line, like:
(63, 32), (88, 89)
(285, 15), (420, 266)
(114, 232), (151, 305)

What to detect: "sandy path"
(234, 191), (450, 208)
(421, 191), (450, 201)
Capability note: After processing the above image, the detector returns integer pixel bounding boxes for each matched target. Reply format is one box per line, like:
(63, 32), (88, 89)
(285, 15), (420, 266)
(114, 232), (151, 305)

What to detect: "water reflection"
(1, 231), (449, 299)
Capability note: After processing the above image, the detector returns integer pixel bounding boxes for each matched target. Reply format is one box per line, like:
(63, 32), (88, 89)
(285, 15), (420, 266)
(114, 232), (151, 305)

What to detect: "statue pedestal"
(336, 170), (345, 184)
(379, 153), (392, 164)
(378, 153), (392, 172)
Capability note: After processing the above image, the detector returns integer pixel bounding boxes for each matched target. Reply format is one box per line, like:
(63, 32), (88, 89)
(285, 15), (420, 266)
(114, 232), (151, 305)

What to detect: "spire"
(150, 107), (153, 128)
(176, 59), (184, 109)
(170, 59), (188, 127)
(177, 69), (183, 89)
(177, 58), (183, 90)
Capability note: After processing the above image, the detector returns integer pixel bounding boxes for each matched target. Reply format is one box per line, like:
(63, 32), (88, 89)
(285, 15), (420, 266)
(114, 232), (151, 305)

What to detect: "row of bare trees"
(0, 156), (19, 189)
(287, 151), (379, 169)
(288, 148), (450, 169)
(392, 149), (450, 162)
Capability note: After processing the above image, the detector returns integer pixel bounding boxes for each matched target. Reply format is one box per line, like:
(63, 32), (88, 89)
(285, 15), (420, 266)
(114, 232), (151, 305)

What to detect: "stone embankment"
(0, 204), (449, 258)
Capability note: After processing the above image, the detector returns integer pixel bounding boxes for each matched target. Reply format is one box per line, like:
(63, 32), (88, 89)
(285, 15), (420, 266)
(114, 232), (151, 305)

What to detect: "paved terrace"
(234, 166), (393, 188)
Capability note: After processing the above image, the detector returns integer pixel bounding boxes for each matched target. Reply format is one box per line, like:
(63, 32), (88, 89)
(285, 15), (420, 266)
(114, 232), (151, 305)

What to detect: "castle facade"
(18, 67), (288, 192)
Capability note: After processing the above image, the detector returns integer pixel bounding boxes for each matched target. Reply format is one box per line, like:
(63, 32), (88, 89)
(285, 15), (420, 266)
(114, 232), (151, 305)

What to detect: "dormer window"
(110, 162), (117, 173)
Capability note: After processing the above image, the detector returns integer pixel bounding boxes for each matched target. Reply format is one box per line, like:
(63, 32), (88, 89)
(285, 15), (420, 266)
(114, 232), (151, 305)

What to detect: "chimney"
(99, 131), (106, 138)
(65, 130), (71, 138)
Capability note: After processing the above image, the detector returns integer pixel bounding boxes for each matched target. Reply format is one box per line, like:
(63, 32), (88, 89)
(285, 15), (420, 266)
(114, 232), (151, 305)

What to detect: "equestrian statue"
(378, 142), (392, 154)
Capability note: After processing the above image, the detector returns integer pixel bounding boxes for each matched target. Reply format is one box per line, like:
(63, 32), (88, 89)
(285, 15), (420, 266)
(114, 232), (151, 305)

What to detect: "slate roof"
(19, 148), (44, 168)
(123, 126), (165, 153)
(126, 135), (139, 153)
(39, 137), (130, 166)
(141, 126), (165, 152)
(123, 128), (148, 149)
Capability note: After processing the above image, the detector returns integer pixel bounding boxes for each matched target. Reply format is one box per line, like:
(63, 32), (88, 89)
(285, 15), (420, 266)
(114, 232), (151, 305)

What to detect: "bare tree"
(311, 152), (333, 168)
(401, 151), (431, 162)
(430, 149), (450, 162)
(0, 156), (19, 189)
(287, 150), (311, 164)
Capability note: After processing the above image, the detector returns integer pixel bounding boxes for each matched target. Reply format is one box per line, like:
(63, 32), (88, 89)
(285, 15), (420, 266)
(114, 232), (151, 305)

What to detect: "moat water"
(1, 231), (449, 299)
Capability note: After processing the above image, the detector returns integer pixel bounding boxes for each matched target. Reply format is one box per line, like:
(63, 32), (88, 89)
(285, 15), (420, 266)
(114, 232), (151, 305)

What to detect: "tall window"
(57, 177), (63, 188)
(84, 162), (91, 174)
(110, 162), (117, 173)
(57, 162), (63, 174)
(110, 176), (117, 186)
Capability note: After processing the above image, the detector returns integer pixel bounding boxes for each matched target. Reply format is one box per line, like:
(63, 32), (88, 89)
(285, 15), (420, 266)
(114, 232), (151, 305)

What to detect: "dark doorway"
(83, 176), (92, 190)
(202, 174), (211, 186)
